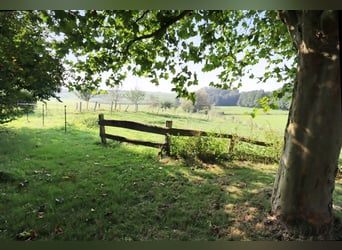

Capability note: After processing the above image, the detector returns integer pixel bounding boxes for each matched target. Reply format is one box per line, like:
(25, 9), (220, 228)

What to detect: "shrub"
(169, 133), (230, 163)
(231, 128), (282, 164)
(169, 129), (282, 165)
(81, 117), (99, 129)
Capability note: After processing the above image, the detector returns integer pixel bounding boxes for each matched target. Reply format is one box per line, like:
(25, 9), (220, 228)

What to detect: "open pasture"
(19, 99), (289, 141)
(1, 100), (341, 241)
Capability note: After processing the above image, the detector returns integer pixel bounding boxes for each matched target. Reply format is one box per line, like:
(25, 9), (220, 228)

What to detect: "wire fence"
(23, 100), (153, 131)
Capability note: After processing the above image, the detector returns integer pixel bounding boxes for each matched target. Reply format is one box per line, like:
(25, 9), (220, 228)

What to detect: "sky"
(68, 51), (286, 94)
(108, 37), (286, 94)
(69, 49), (286, 94)
(113, 11), (286, 94)
(63, 11), (288, 94)
(117, 60), (284, 93)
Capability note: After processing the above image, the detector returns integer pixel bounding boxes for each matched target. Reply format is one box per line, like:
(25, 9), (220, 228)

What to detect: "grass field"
(0, 100), (341, 241)
(30, 99), (289, 139)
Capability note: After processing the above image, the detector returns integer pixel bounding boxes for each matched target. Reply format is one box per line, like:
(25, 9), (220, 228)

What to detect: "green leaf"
(38, 10), (295, 101)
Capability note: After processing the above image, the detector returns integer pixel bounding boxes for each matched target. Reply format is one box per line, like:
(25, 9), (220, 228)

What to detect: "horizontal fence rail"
(98, 114), (273, 155)
(103, 134), (165, 149)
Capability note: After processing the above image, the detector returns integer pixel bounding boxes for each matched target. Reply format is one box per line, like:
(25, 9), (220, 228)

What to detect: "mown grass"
(40, 100), (288, 139)
(0, 103), (341, 241)
(0, 126), (278, 240)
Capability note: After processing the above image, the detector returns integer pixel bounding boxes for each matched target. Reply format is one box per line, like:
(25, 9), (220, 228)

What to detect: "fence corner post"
(99, 113), (107, 144)
(228, 135), (235, 154)
(164, 120), (173, 156)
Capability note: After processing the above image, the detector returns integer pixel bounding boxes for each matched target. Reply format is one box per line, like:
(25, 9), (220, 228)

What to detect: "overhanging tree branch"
(124, 10), (192, 55)
(135, 10), (150, 24)
(278, 10), (302, 49)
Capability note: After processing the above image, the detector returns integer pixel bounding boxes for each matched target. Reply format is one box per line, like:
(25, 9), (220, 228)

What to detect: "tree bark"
(271, 11), (342, 236)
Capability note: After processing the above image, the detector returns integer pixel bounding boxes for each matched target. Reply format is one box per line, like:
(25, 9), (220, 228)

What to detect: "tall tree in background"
(41, 10), (341, 237)
(125, 88), (145, 112)
(237, 90), (267, 107)
(181, 99), (195, 113)
(75, 87), (107, 110)
(74, 89), (93, 110)
(110, 86), (122, 111)
(194, 89), (211, 112)
(0, 11), (64, 124)
(149, 94), (160, 113)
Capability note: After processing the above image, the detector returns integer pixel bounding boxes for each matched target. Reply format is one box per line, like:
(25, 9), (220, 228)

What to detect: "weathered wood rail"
(98, 114), (272, 155)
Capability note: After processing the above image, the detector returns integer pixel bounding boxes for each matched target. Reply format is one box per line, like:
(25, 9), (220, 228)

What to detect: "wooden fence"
(98, 114), (272, 155)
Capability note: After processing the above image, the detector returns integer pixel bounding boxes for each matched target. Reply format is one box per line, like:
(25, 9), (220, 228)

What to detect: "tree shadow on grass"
(163, 158), (342, 240)
(167, 160), (278, 240)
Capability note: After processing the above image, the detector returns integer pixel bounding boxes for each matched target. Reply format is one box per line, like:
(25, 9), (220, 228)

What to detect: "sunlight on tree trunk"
(271, 11), (342, 236)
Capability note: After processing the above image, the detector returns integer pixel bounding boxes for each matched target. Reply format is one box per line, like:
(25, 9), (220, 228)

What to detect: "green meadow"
(0, 100), (341, 241)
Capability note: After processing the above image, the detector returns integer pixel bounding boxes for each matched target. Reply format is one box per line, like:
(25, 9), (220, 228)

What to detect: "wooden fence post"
(165, 120), (173, 156)
(110, 101), (114, 114)
(99, 114), (107, 144)
(228, 135), (236, 154)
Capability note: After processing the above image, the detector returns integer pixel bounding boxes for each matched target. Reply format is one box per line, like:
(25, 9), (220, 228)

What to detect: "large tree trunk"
(271, 11), (342, 236)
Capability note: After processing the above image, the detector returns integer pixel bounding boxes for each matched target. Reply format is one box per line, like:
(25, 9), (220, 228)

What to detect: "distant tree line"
(74, 86), (291, 114)
(202, 87), (291, 110)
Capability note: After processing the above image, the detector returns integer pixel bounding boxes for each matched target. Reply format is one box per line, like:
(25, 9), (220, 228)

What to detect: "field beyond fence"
(98, 114), (274, 158)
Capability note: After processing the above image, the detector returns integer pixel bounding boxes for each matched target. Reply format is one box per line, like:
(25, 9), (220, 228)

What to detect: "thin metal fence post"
(42, 104), (45, 127)
(64, 105), (67, 133)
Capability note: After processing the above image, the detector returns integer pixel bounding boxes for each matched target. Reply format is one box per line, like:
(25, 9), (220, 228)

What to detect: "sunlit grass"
(0, 101), (340, 241)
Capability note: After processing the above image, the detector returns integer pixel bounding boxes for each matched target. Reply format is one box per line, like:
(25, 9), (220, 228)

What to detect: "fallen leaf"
(54, 226), (63, 234)
(17, 229), (38, 241)
(220, 183), (228, 191)
(37, 212), (44, 219)
(172, 195), (180, 201)
(55, 197), (64, 204)
(210, 225), (220, 235)
(159, 204), (170, 211)
(18, 230), (31, 239)
(234, 183), (247, 188)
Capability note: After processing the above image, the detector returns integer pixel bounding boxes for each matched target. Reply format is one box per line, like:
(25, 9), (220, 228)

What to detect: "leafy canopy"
(0, 11), (64, 123)
(44, 10), (296, 102)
